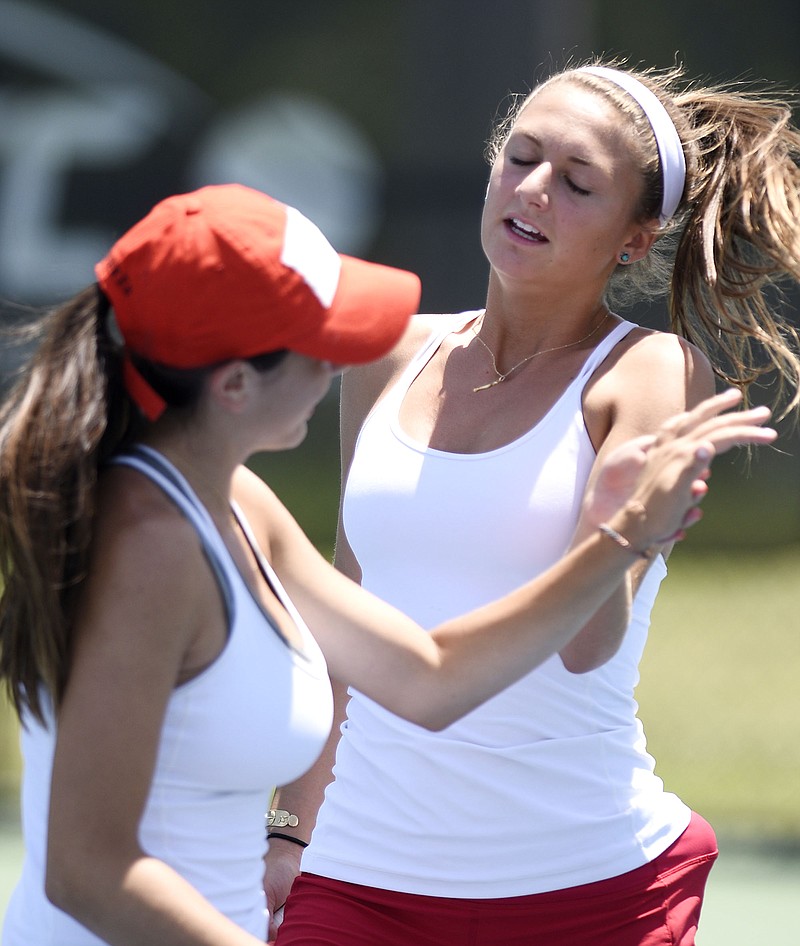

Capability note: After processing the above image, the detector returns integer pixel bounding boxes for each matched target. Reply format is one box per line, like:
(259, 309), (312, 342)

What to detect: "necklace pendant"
(473, 376), (505, 393)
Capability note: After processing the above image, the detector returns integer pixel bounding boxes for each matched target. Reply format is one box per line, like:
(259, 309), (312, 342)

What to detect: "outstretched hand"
(586, 389), (776, 553)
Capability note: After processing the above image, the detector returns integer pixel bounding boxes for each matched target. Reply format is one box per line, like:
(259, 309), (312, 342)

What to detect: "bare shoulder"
(582, 325), (716, 450)
(232, 463), (306, 562)
(232, 464), (287, 531)
(342, 313), (460, 419)
(79, 467), (219, 660)
(601, 324), (710, 372)
(94, 466), (206, 572)
(588, 325), (715, 408)
(232, 463), (282, 511)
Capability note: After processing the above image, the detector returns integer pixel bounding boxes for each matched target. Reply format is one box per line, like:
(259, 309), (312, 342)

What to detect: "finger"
(703, 404), (772, 433)
(681, 507), (704, 529)
(687, 387), (743, 421)
(660, 506), (704, 544)
(628, 433), (658, 451)
(676, 393), (773, 451)
(694, 444), (714, 464)
(658, 388), (742, 443)
(671, 408), (773, 462)
(705, 424), (777, 455)
(662, 388), (745, 439)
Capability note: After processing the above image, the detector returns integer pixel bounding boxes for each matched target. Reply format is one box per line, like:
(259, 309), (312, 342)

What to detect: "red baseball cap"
(95, 184), (421, 418)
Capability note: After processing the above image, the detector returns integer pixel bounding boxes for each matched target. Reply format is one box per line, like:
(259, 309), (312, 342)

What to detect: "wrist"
(601, 501), (656, 560)
(267, 831), (309, 850)
(266, 808), (308, 849)
(267, 808), (299, 829)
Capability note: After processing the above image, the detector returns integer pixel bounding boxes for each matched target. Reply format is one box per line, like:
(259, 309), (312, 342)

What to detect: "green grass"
(636, 544), (800, 841)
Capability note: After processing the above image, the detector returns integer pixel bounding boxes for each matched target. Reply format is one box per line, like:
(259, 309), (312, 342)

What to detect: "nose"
(518, 162), (551, 209)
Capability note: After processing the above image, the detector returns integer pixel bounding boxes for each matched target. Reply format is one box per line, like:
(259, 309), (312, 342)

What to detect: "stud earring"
(619, 252), (631, 264)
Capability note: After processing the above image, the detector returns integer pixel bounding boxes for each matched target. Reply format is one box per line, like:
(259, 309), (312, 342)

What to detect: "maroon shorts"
(275, 812), (718, 946)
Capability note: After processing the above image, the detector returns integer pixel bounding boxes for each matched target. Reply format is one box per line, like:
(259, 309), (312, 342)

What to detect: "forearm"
(558, 516), (652, 672)
(423, 508), (646, 727)
(47, 853), (262, 946)
(264, 680), (348, 923)
(558, 577), (633, 672)
(286, 390), (773, 732)
(269, 688), (345, 847)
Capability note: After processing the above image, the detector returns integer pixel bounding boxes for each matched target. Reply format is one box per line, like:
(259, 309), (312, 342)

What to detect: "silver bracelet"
(598, 523), (653, 560)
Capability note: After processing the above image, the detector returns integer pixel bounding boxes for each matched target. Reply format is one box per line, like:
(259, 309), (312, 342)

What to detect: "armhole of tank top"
(229, 501), (315, 659)
(577, 319), (638, 384)
(108, 448), (236, 631)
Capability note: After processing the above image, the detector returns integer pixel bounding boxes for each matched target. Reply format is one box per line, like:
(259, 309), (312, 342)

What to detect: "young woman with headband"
(0, 183), (770, 946)
(271, 61), (800, 945)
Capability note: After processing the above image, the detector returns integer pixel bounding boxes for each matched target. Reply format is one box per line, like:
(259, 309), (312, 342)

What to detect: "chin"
(254, 424), (308, 454)
(279, 423), (309, 451)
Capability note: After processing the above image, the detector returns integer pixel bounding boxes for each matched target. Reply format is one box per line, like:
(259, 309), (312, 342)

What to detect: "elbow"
(416, 712), (456, 732)
(399, 694), (476, 732)
(45, 854), (81, 915)
(561, 657), (602, 674)
(382, 694), (459, 732)
(559, 644), (619, 674)
(45, 842), (107, 921)
(559, 619), (627, 673)
(392, 706), (453, 732)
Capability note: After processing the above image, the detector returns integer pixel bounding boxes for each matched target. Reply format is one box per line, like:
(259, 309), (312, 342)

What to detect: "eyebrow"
(514, 131), (594, 168)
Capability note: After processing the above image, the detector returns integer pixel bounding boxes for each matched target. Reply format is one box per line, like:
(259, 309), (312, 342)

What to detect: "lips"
(507, 217), (547, 242)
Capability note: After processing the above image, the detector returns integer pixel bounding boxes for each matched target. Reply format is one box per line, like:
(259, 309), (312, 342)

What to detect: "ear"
(619, 221), (659, 264)
(207, 360), (254, 414)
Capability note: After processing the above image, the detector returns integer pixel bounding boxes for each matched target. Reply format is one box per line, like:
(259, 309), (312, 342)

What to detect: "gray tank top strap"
(108, 445), (235, 622)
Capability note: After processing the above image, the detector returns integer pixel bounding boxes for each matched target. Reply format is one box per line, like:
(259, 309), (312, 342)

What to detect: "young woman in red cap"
(0, 183), (774, 946)
(271, 63), (800, 946)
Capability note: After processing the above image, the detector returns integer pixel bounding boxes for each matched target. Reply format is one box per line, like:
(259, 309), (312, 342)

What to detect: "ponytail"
(670, 85), (800, 414)
(0, 286), (130, 722)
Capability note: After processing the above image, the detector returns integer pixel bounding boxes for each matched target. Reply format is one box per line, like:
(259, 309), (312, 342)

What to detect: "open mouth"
(507, 217), (547, 242)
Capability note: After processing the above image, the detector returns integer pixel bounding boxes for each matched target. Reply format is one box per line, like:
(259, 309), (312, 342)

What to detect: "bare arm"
(262, 343), (414, 930)
(559, 330), (716, 672)
(46, 478), (265, 946)
(240, 388), (772, 732)
(262, 679), (348, 938)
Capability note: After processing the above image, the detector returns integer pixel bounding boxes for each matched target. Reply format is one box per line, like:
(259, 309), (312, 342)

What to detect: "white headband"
(579, 66), (686, 225)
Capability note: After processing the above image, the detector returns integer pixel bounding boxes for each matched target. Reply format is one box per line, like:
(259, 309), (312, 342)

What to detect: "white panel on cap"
(281, 205), (342, 307)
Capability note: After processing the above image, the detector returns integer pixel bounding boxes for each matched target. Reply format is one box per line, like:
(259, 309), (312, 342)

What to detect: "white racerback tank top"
(2, 446), (333, 944)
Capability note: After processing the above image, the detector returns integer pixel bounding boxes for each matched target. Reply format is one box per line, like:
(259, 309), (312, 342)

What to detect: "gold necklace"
(471, 308), (609, 393)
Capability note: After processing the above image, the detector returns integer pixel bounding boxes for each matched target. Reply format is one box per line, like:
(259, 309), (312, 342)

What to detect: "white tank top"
(2, 446), (333, 944)
(303, 312), (688, 897)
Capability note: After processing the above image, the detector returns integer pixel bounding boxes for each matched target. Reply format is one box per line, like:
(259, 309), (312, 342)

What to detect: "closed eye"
(565, 176), (590, 196)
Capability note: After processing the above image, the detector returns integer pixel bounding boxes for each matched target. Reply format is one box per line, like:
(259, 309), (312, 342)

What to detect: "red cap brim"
(289, 255), (421, 364)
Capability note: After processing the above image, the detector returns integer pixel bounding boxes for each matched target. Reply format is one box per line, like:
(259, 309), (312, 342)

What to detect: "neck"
(141, 425), (239, 521)
(479, 298), (609, 355)
(485, 274), (607, 337)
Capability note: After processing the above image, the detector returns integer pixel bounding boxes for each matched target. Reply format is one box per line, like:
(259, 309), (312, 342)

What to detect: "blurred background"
(0, 1), (798, 941)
